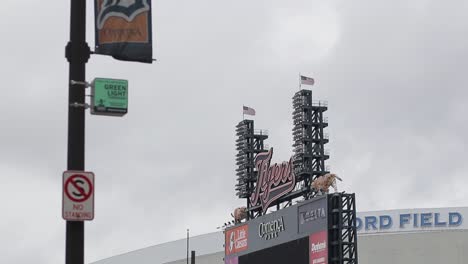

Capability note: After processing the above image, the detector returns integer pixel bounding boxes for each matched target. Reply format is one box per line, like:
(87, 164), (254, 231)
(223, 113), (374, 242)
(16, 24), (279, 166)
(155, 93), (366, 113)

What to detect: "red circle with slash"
(64, 174), (93, 203)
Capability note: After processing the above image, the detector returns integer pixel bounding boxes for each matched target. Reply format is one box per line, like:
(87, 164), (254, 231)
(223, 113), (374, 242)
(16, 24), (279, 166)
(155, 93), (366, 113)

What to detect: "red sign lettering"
(73, 204), (84, 210)
(250, 148), (296, 213)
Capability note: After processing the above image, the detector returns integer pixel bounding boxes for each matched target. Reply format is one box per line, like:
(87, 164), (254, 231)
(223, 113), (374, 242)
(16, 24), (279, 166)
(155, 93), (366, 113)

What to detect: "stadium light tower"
(292, 90), (329, 199)
(235, 120), (268, 219)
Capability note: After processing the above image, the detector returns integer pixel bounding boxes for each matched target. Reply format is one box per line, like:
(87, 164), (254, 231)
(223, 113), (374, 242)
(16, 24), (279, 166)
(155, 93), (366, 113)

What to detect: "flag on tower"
(300, 75), (315, 86)
(243, 106), (256, 116)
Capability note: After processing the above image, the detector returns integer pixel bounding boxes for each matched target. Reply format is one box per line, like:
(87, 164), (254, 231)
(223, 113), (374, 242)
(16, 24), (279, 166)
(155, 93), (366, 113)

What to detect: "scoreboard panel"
(239, 236), (309, 264)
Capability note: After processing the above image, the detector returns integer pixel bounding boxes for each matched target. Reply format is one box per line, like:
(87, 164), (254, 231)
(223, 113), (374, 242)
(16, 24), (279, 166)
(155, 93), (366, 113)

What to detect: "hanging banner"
(94, 0), (153, 63)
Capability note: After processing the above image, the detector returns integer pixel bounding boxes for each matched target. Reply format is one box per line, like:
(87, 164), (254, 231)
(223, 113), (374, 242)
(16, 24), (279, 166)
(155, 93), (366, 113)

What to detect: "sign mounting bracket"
(70, 80), (91, 88)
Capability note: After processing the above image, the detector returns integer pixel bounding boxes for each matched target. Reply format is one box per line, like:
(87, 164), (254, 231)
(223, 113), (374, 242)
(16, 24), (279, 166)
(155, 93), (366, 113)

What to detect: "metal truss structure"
(292, 89), (330, 199)
(235, 120), (268, 219)
(235, 89), (331, 216)
(328, 193), (358, 264)
(233, 89), (358, 263)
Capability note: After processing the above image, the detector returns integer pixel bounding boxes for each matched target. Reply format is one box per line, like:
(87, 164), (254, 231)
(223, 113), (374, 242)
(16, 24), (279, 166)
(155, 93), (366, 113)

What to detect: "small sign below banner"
(91, 78), (128, 116)
(94, 0), (153, 63)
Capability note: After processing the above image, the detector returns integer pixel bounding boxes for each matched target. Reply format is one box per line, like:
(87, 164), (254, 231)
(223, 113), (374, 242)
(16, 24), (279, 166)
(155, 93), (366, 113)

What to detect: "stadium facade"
(91, 206), (468, 264)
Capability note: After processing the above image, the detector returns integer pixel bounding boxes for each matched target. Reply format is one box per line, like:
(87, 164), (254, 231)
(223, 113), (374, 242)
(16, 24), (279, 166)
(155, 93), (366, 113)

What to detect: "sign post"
(63, 171), (95, 221)
(65, 0), (152, 263)
(91, 78), (128, 116)
(65, 0), (90, 263)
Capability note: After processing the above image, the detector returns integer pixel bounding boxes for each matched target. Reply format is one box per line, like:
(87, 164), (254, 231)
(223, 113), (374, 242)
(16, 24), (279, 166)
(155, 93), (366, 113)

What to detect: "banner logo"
(310, 230), (328, 264)
(225, 225), (248, 255)
(311, 241), (327, 253)
(258, 217), (285, 240)
(250, 148), (296, 213)
(97, 0), (150, 29)
(300, 207), (326, 225)
(94, 0), (153, 63)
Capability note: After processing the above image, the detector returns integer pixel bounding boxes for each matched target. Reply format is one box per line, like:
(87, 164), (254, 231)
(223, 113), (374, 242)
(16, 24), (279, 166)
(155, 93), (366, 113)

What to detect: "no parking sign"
(62, 171), (95, 221)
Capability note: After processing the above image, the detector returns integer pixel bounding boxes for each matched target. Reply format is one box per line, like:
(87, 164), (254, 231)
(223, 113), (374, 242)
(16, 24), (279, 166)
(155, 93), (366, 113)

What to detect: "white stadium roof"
(92, 231), (223, 264)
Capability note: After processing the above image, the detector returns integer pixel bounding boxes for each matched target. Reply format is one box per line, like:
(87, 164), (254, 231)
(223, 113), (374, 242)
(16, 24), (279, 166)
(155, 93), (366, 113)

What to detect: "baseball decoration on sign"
(62, 171), (95, 221)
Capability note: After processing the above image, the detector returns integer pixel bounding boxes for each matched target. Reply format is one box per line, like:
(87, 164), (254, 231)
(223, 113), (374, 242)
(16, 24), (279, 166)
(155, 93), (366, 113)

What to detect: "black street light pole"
(65, 0), (90, 264)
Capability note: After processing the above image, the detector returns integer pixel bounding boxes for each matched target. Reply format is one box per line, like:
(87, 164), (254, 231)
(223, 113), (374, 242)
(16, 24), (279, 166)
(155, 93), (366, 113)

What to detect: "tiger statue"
(231, 207), (248, 224)
(311, 173), (342, 195)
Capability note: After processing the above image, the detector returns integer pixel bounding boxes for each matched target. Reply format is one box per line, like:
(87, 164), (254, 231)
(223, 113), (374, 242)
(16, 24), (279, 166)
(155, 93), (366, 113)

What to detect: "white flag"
(300, 75), (315, 86)
(243, 106), (256, 116)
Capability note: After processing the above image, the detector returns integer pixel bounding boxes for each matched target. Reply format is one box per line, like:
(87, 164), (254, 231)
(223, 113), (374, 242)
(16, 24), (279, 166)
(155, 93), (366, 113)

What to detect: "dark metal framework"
(328, 193), (358, 264)
(232, 90), (358, 263)
(235, 120), (268, 219)
(235, 89), (331, 216)
(292, 89), (329, 199)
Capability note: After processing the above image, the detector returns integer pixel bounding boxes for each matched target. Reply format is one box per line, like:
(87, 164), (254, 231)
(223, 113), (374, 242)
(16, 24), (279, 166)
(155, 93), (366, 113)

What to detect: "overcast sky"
(1, 0), (468, 263)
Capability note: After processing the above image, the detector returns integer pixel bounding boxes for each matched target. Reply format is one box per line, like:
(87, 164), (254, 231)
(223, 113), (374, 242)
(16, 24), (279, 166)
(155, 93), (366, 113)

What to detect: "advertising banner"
(225, 225), (249, 256)
(298, 196), (328, 234)
(310, 230), (328, 264)
(225, 196), (328, 257)
(245, 201), (303, 254)
(94, 0), (153, 63)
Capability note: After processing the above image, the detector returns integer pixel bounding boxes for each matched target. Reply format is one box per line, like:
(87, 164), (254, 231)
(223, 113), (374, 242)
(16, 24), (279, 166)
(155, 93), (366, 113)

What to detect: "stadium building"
(91, 206), (468, 264)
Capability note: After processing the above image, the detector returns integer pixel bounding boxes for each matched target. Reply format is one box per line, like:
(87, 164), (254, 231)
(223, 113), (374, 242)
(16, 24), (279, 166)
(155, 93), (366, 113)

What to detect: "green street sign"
(91, 78), (128, 116)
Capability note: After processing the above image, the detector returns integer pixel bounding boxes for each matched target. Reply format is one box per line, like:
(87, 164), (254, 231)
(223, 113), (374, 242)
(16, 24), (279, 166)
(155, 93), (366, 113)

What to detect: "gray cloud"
(1, 0), (467, 263)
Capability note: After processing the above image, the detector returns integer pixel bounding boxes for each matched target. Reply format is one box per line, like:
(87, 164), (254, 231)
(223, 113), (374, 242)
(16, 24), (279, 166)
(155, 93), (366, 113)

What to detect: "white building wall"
(358, 230), (468, 264)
